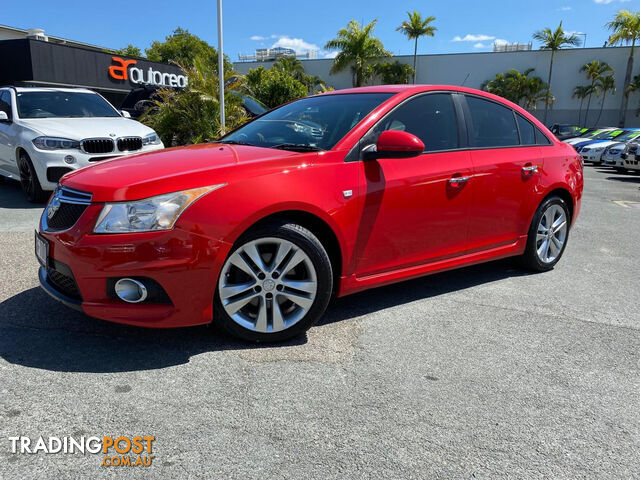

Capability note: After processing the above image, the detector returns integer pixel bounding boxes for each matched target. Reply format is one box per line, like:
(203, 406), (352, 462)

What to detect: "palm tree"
(325, 19), (391, 87)
(572, 85), (591, 125)
(595, 75), (616, 125)
(580, 61), (613, 126)
(482, 68), (549, 109)
(533, 21), (580, 124)
(396, 11), (437, 83)
(606, 10), (640, 126)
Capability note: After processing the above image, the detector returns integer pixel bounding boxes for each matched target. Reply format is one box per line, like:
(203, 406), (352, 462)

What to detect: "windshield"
(592, 130), (619, 140)
(221, 93), (394, 150)
(16, 91), (121, 119)
(611, 131), (639, 142)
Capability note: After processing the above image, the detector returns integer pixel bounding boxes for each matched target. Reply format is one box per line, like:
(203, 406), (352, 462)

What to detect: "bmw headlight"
(32, 137), (80, 150)
(142, 132), (162, 146)
(93, 185), (224, 233)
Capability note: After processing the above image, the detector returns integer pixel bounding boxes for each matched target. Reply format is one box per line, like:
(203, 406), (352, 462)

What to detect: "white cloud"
(473, 43), (490, 49)
(452, 34), (496, 42)
(493, 38), (509, 46)
(594, 0), (629, 3)
(250, 35), (266, 41)
(558, 6), (572, 10)
(271, 36), (320, 54)
(323, 51), (338, 59)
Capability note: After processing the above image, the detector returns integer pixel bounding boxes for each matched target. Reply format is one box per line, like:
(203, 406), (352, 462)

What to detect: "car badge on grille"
(47, 194), (61, 220)
(109, 133), (116, 137)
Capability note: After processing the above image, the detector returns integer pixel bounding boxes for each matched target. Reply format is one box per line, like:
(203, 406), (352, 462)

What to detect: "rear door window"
(466, 95), (519, 148)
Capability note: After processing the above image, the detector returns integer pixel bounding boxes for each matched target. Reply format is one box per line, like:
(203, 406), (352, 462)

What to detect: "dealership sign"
(109, 57), (188, 88)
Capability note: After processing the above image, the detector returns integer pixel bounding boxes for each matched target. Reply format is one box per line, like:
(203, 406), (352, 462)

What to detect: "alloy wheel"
(18, 157), (34, 199)
(536, 204), (568, 264)
(218, 237), (318, 333)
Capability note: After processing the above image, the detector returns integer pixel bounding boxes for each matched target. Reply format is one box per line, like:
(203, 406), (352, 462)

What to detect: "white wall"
(234, 46), (640, 127)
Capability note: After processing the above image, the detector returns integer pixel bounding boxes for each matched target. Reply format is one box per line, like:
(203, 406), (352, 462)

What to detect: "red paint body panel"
(39, 85), (583, 328)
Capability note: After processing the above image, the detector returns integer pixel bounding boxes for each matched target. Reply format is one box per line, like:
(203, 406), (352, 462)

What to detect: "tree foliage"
(482, 69), (552, 110)
(325, 20), (391, 87)
(373, 61), (414, 84)
(145, 27), (233, 72)
(140, 56), (247, 146)
(114, 44), (143, 57)
(245, 66), (308, 108)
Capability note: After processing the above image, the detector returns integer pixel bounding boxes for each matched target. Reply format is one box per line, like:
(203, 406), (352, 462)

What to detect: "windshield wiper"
(209, 140), (256, 147)
(269, 143), (324, 152)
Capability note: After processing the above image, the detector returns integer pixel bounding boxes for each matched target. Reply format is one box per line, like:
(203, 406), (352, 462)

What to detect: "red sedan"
(36, 86), (583, 342)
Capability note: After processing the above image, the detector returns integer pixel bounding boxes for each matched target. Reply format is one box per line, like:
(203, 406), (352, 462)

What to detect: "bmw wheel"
(18, 152), (48, 203)
(213, 221), (333, 342)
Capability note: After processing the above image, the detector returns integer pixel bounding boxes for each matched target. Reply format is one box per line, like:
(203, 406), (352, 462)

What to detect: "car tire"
(213, 221), (333, 343)
(614, 167), (628, 174)
(519, 196), (571, 272)
(18, 152), (48, 203)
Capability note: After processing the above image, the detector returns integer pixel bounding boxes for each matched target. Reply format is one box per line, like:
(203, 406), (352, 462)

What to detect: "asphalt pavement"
(0, 166), (638, 479)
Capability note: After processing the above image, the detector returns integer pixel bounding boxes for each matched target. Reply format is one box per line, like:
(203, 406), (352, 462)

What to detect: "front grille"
(117, 137), (142, 152)
(47, 167), (73, 183)
(89, 155), (121, 162)
(47, 203), (88, 230)
(47, 261), (82, 300)
(82, 138), (114, 154)
(44, 187), (93, 232)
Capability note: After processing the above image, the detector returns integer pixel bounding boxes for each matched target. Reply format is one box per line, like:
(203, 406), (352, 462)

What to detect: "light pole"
(217, 0), (225, 130)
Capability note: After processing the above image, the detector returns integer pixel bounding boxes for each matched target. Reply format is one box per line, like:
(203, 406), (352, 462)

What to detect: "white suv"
(0, 87), (164, 202)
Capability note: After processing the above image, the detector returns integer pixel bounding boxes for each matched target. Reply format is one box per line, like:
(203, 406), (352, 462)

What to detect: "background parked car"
(0, 87), (164, 202)
(550, 124), (582, 140)
(602, 142), (629, 171)
(563, 127), (615, 146)
(579, 129), (640, 164)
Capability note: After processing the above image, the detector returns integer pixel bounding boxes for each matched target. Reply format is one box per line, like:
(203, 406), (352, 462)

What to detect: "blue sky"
(3, 0), (639, 60)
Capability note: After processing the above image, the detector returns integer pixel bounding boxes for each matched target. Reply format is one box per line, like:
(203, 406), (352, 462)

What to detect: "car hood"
(582, 140), (618, 150)
(565, 137), (593, 145)
(61, 143), (314, 202)
(19, 117), (155, 140)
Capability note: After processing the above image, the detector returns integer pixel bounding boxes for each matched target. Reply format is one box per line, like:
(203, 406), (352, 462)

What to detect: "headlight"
(142, 132), (162, 146)
(32, 137), (80, 150)
(93, 185), (224, 233)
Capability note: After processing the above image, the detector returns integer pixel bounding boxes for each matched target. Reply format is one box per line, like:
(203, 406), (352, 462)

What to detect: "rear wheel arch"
(237, 210), (343, 294)
(541, 188), (574, 224)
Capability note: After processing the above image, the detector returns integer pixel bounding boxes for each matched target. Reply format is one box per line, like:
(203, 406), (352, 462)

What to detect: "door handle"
(522, 165), (539, 174)
(449, 176), (470, 185)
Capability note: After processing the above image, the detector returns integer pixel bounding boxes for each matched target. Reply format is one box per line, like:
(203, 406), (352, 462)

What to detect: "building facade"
(0, 27), (185, 108)
(234, 46), (640, 127)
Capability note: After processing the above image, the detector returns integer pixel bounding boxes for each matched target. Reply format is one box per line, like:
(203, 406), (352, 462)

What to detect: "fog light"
(114, 278), (148, 303)
(64, 155), (76, 164)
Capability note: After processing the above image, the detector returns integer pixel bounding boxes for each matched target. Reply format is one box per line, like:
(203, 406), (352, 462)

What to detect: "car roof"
(319, 84), (508, 96)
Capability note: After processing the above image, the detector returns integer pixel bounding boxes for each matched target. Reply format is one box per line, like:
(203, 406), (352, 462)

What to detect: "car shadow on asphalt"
(0, 179), (47, 209)
(604, 176), (640, 183)
(0, 259), (530, 373)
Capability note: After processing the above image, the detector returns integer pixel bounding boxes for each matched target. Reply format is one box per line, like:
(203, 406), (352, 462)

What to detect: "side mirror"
(0, 111), (9, 122)
(120, 110), (131, 118)
(363, 130), (425, 160)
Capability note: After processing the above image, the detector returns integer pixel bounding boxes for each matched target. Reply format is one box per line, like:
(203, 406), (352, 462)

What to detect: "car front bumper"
(602, 153), (624, 167)
(38, 204), (233, 328)
(623, 156), (640, 171)
(581, 151), (604, 163)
